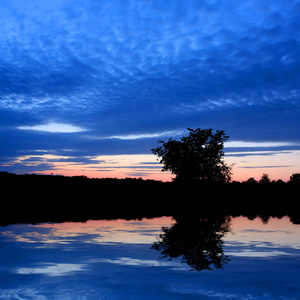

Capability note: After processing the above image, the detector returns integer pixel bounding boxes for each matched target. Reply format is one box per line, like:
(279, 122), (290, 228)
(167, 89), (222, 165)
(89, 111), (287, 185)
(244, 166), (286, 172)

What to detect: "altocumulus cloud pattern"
(0, 0), (300, 180)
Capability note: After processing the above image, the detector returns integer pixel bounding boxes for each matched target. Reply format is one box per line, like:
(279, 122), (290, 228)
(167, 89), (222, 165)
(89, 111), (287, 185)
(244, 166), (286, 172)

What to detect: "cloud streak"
(86, 129), (185, 140)
(18, 122), (87, 133)
(226, 141), (300, 148)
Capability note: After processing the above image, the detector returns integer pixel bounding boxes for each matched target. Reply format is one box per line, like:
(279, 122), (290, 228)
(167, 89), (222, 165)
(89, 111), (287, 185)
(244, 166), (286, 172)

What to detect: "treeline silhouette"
(0, 171), (299, 225)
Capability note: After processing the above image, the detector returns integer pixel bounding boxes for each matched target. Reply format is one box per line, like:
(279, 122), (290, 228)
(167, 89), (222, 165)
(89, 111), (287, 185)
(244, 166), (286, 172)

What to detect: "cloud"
(125, 172), (153, 178)
(240, 166), (291, 169)
(2, 0), (299, 116)
(17, 122), (87, 133)
(225, 151), (293, 157)
(226, 141), (299, 148)
(86, 129), (185, 140)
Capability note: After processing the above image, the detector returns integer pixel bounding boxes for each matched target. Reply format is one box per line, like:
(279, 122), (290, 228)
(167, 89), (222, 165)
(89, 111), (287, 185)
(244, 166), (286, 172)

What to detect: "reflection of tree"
(151, 216), (231, 271)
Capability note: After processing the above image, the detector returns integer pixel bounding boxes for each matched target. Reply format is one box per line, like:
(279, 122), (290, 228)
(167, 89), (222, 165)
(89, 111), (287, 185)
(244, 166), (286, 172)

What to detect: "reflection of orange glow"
(226, 216), (300, 249)
(37, 217), (173, 231)
(35, 217), (174, 244)
(3, 217), (299, 250)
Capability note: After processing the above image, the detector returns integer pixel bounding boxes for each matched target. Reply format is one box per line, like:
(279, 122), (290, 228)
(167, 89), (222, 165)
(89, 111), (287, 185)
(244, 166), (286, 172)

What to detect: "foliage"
(151, 128), (233, 183)
(245, 177), (257, 184)
(289, 173), (300, 184)
(259, 173), (271, 184)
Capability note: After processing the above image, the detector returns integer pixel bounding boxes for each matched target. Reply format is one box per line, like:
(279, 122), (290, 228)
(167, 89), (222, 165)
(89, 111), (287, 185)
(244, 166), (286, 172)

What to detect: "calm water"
(0, 216), (299, 299)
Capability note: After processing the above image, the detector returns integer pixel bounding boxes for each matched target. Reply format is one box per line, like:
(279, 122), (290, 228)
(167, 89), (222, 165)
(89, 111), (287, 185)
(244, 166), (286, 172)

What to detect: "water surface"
(0, 216), (299, 299)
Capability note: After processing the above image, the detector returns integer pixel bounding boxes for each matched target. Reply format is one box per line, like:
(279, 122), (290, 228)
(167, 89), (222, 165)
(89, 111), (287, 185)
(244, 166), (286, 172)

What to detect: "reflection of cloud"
(226, 250), (294, 257)
(32, 218), (173, 245)
(225, 217), (300, 251)
(95, 257), (186, 270)
(16, 263), (87, 276)
(0, 229), (85, 245)
(0, 288), (48, 300)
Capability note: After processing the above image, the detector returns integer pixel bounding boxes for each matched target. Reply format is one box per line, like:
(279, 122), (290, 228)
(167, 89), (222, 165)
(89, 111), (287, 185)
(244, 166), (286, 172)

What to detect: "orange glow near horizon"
(226, 150), (300, 182)
(5, 150), (300, 182)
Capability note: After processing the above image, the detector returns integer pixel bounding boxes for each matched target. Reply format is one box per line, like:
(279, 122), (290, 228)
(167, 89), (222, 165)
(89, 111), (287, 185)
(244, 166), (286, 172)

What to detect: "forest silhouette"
(0, 171), (299, 225)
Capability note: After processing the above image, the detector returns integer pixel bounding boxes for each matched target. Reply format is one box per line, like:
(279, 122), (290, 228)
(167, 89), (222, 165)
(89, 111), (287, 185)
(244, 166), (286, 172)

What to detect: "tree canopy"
(151, 128), (232, 183)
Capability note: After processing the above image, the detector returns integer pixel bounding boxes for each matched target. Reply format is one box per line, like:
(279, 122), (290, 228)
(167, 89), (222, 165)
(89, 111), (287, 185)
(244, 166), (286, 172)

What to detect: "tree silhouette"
(245, 177), (258, 184)
(151, 216), (231, 271)
(288, 173), (300, 184)
(151, 128), (232, 183)
(259, 173), (271, 184)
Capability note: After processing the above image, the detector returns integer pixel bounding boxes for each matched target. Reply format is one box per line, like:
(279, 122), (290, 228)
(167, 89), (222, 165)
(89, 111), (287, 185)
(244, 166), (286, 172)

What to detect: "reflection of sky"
(35, 217), (174, 244)
(225, 217), (300, 258)
(0, 217), (299, 299)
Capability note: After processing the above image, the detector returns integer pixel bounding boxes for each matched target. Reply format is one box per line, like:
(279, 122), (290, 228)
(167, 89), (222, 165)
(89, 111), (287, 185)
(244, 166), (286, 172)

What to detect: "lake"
(0, 215), (299, 299)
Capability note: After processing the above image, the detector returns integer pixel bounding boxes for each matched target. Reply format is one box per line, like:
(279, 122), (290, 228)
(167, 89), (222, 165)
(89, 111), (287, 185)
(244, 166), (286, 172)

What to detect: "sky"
(1, 0), (300, 181)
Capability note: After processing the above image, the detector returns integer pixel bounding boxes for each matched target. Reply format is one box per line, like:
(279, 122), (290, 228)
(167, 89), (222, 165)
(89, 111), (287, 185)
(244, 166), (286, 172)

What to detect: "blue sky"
(1, 0), (300, 181)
